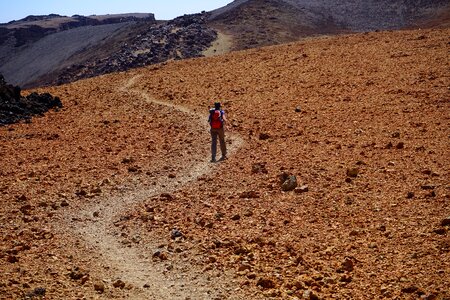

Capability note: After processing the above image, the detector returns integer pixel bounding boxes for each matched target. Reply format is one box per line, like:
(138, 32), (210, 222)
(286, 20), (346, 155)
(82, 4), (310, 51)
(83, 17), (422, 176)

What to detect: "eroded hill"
(0, 28), (449, 299)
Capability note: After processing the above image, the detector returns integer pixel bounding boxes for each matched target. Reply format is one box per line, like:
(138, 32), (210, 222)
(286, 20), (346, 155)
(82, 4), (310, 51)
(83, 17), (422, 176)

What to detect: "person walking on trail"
(208, 102), (227, 163)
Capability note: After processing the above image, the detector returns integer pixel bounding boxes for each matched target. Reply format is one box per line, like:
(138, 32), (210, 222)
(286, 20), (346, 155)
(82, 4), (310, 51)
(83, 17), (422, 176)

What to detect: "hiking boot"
(210, 158), (216, 163)
(218, 156), (227, 161)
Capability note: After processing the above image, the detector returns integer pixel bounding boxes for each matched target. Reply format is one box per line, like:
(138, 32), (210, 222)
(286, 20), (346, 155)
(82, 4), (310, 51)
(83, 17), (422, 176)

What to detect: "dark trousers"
(210, 127), (226, 159)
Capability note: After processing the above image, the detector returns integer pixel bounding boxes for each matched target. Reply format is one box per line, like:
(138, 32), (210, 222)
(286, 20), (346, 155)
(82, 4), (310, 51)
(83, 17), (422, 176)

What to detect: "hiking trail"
(61, 75), (244, 299)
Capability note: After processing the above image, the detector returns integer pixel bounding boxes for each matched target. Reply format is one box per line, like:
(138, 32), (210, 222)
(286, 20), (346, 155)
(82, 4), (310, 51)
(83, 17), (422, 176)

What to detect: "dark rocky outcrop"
(54, 13), (217, 86)
(0, 74), (62, 125)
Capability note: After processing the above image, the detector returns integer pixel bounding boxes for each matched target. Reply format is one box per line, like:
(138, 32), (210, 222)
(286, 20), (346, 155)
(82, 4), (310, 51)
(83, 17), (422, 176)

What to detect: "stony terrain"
(0, 27), (449, 299)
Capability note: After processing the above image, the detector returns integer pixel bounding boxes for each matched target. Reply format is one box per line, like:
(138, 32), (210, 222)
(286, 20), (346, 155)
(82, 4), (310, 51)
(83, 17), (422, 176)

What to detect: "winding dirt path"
(63, 75), (244, 299)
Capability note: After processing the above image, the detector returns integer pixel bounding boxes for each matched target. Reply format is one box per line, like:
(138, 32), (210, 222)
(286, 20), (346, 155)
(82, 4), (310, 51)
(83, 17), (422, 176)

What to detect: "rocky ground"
(0, 27), (449, 299)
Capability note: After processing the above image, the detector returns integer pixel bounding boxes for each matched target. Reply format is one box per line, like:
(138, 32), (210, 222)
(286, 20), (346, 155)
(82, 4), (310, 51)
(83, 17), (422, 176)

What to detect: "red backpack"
(210, 110), (223, 129)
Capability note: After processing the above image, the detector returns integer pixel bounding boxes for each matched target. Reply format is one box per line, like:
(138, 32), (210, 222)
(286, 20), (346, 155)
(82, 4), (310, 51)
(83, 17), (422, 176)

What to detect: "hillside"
(0, 13), (217, 88)
(1, 1), (449, 89)
(209, 0), (450, 50)
(1, 27), (449, 299)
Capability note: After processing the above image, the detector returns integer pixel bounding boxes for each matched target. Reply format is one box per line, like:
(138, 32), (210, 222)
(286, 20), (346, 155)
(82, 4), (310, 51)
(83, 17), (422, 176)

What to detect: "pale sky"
(0, 0), (234, 23)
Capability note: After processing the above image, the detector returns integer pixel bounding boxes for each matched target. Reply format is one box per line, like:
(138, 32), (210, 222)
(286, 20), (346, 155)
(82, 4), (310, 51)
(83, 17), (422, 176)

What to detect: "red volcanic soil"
(1, 28), (449, 299)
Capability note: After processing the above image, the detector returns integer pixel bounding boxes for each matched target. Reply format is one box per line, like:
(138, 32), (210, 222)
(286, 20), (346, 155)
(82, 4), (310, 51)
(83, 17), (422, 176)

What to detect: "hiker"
(208, 102), (227, 162)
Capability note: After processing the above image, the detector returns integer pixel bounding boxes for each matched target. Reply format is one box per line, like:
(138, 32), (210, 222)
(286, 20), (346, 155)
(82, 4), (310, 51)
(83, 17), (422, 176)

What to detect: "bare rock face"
(0, 74), (62, 125)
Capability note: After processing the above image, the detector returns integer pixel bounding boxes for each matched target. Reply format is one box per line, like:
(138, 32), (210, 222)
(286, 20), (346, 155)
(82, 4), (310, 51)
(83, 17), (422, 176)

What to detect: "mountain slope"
(209, 0), (450, 50)
(0, 1), (448, 88)
(0, 22), (131, 87)
(1, 27), (449, 299)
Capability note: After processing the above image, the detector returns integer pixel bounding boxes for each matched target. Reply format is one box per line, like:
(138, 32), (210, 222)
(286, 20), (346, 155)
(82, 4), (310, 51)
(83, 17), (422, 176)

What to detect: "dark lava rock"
(54, 13), (217, 86)
(259, 132), (271, 140)
(433, 228), (446, 235)
(281, 175), (298, 191)
(441, 217), (450, 227)
(170, 229), (183, 239)
(0, 74), (62, 125)
(33, 287), (46, 296)
(231, 214), (241, 221)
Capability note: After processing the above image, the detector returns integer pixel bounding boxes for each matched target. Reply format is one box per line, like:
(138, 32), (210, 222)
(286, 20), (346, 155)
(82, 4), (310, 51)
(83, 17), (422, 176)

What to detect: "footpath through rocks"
(1, 28), (449, 300)
(60, 75), (244, 299)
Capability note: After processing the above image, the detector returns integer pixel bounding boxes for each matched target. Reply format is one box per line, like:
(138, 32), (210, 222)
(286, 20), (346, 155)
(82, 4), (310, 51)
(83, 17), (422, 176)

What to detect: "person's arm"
(222, 110), (227, 130)
(222, 110), (227, 123)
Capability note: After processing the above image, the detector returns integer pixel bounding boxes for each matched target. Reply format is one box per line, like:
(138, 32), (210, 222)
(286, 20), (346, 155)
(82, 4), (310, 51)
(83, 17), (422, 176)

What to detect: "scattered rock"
(93, 282), (105, 293)
(75, 189), (87, 197)
(421, 185), (435, 190)
(231, 214), (241, 221)
(113, 279), (126, 289)
(7, 255), (18, 263)
(295, 106), (302, 112)
(396, 142), (404, 149)
(19, 204), (33, 215)
(340, 257), (354, 272)
(406, 191), (415, 199)
(153, 250), (169, 260)
(239, 191), (260, 198)
(281, 175), (297, 191)
(294, 185), (309, 193)
(346, 168), (359, 178)
(401, 285), (418, 293)
(69, 267), (88, 280)
(16, 194), (28, 202)
(170, 229), (183, 239)
(32, 287), (46, 296)
(433, 228), (446, 235)
(60, 200), (69, 207)
(127, 166), (139, 173)
(256, 277), (276, 289)
(121, 157), (134, 164)
(259, 133), (271, 140)
(441, 217), (450, 227)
